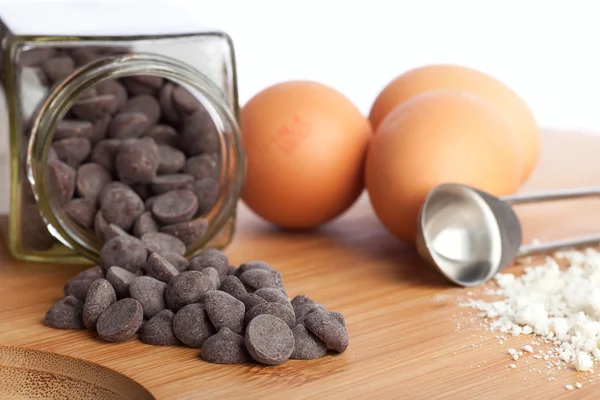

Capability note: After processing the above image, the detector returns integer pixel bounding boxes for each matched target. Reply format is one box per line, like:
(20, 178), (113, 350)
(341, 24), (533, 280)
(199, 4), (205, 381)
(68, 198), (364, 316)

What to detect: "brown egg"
(365, 90), (521, 246)
(368, 64), (540, 183)
(240, 81), (372, 229)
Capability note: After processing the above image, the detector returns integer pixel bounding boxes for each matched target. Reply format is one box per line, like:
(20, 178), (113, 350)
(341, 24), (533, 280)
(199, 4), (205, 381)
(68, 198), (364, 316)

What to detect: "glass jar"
(0, 2), (246, 264)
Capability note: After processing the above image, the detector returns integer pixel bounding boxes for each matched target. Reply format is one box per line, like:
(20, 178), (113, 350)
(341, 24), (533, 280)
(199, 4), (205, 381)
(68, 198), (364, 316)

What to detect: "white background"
(3, 0), (600, 133)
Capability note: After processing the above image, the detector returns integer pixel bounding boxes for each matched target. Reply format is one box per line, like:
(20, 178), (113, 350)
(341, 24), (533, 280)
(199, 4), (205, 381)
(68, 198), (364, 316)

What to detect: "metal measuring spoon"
(415, 183), (600, 287)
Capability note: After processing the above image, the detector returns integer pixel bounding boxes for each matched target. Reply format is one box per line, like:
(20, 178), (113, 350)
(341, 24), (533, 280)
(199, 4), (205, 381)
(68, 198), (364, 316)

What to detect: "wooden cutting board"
(1, 131), (600, 399)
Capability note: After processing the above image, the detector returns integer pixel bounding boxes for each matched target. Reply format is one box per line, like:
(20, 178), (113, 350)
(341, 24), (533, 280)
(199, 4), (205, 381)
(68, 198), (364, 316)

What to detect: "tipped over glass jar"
(0, 2), (246, 264)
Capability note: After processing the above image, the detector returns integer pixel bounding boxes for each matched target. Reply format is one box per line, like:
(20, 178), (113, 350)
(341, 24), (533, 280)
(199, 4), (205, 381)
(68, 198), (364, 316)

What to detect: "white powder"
(461, 247), (600, 372)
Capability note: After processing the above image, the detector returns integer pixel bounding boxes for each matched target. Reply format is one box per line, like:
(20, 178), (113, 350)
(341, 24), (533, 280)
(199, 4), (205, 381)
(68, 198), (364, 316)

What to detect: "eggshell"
(240, 81), (372, 229)
(368, 64), (540, 183)
(365, 90), (521, 246)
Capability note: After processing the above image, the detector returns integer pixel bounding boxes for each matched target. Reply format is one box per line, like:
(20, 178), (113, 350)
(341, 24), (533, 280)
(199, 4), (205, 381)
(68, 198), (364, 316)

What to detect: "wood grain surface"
(2, 131), (600, 399)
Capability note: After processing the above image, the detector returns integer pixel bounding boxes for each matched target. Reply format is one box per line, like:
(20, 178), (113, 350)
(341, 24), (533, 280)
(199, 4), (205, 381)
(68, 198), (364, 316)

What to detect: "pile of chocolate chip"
(24, 46), (220, 249)
(45, 234), (349, 365)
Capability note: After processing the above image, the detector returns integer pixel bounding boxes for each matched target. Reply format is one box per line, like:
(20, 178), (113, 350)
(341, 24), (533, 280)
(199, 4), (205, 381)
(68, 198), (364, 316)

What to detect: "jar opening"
(27, 52), (245, 263)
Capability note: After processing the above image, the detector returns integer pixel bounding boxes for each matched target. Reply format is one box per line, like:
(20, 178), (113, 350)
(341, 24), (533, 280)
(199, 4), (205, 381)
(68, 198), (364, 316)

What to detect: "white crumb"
(575, 352), (593, 372)
(565, 384), (574, 390)
(523, 345), (533, 353)
(575, 382), (583, 389)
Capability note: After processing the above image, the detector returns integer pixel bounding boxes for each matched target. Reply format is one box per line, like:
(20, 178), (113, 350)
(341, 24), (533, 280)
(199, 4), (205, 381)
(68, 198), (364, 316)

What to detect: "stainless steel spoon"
(415, 183), (600, 287)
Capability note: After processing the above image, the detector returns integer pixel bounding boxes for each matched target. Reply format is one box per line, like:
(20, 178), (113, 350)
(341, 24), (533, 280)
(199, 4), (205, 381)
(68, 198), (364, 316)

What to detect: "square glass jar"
(0, 2), (245, 264)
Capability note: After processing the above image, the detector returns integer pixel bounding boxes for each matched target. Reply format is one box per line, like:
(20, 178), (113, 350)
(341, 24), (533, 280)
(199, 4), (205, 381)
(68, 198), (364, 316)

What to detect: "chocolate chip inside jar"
(39, 71), (225, 254)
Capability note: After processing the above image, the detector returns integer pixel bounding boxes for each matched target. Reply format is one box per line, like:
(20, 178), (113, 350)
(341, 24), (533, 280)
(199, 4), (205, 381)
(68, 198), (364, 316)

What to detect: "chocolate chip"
(291, 295), (325, 319)
(99, 184), (145, 230)
(48, 147), (59, 163)
(96, 298), (143, 342)
(151, 174), (194, 194)
(303, 310), (348, 353)
(172, 303), (215, 348)
(144, 253), (179, 283)
(157, 144), (185, 174)
(140, 309), (180, 346)
(108, 112), (152, 139)
(188, 249), (229, 279)
(63, 278), (95, 302)
(158, 82), (179, 123)
(242, 293), (267, 311)
(97, 181), (128, 204)
(76, 163), (112, 200)
(165, 271), (213, 311)
(20, 204), (54, 250)
(133, 211), (159, 238)
(115, 137), (159, 184)
(162, 252), (188, 272)
(102, 223), (130, 242)
(106, 266), (137, 299)
(54, 120), (93, 140)
(144, 195), (159, 211)
(160, 218), (208, 247)
(180, 109), (220, 156)
(141, 232), (186, 256)
(188, 178), (220, 216)
(145, 124), (180, 147)
(152, 189), (198, 225)
(137, 318), (147, 334)
(42, 56), (75, 82)
(90, 115), (111, 144)
(205, 291), (244, 334)
(64, 197), (96, 230)
(172, 85), (200, 114)
(254, 288), (292, 310)
(94, 211), (110, 242)
(245, 314), (294, 365)
(201, 327), (250, 364)
(52, 137), (91, 168)
(129, 276), (167, 319)
(219, 276), (247, 302)
(200, 267), (221, 290)
(245, 302), (295, 329)
(121, 95), (161, 125)
(19, 47), (58, 67)
(183, 154), (219, 180)
(122, 75), (164, 96)
(236, 261), (272, 277)
(78, 87), (99, 99)
(83, 279), (116, 330)
(90, 139), (120, 174)
(71, 94), (118, 120)
(44, 296), (84, 330)
(70, 266), (104, 282)
(96, 79), (127, 109)
(100, 235), (148, 272)
(239, 269), (285, 292)
(69, 48), (101, 66)
(290, 324), (327, 360)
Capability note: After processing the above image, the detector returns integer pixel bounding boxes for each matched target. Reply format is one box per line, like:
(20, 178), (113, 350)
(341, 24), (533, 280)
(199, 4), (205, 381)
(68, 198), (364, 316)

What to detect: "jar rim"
(26, 52), (246, 263)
